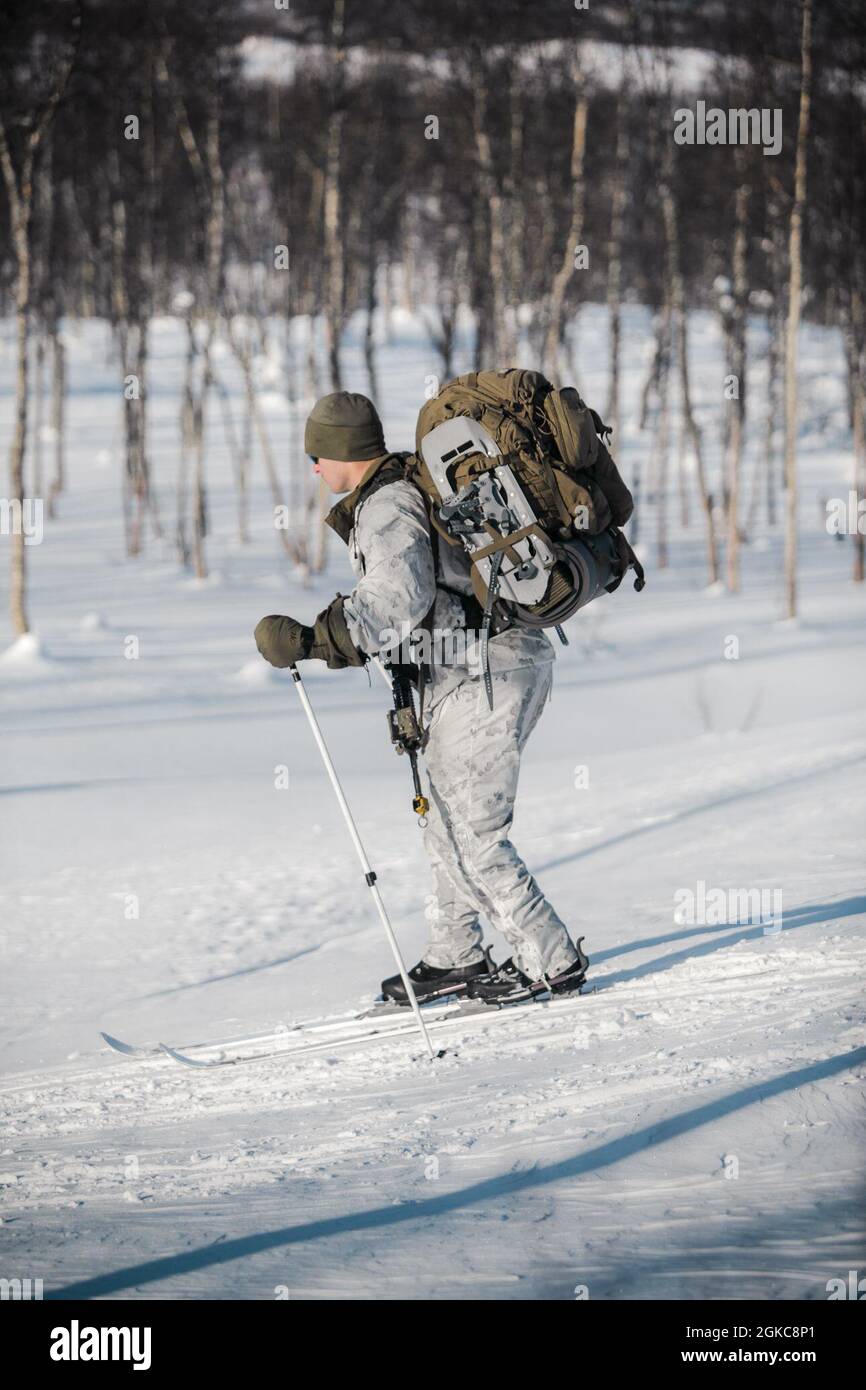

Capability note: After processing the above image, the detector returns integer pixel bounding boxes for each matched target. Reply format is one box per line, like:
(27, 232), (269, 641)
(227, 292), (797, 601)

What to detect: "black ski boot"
(467, 938), (589, 1006)
(381, 956), (494, 1006)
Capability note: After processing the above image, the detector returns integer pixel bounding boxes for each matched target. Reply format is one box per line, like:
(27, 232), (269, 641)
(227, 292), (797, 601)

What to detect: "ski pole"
(289, 665), (439, 1061)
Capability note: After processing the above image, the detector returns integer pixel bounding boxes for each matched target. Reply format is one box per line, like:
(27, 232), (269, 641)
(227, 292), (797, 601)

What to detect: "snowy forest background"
(1, 0), (865, 1303)
(1, 0), (865, 620)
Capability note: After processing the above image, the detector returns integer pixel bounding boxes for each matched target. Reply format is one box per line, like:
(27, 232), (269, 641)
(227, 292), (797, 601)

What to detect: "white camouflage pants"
(421, 662), (579, 980)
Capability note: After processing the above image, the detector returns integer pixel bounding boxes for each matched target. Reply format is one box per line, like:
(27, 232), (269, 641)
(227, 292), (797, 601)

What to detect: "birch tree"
(725, 167), (751, 592)
(783, 0), (813, 619)
(542, 52), (588, 383)
(159, 44), (225, 579)
(471, 50), (511, 364)
(605, 92), (629, 443)
(322, 0), (347, 391)
(659, 134), (720, 585)
(0, 6), (80, 634)
(844, 288), (865, 583)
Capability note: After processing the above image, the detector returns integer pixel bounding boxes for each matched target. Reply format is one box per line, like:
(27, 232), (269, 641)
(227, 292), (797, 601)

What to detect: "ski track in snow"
(1, 308), (865, 1298)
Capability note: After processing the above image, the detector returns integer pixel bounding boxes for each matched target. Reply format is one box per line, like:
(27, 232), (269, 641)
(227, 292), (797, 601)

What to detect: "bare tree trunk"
(191, 107), (225, 580)
(605, 96), (629, 441)
(212, 366), (248, 545)
(32, 331), (46, 498)
(47, 325), (65, 518)
(661, 127), (722, 583)
(659, 138), (719, 585)
(844, 288), (865, 583)
(302, 340), (328, 575)
(472, 58), (510, 363)
(4, 199), (32, 634)
(542, 55), (588, 383)
(678, 320), (718, 585)
(850, 364), (866, 585)
(363, 241), (380, 406)
(139, 49), (161, 543)
(652, 308), (673, 569)
(783, 0), (813, 620)
(424, 298), (455, 379)
(0, 20), (79, 633)
(323, 0), (346, 390)
(63, 177), (96, 317)
(676, 415), (690, 528)
(716, 292), (735, 508)
(470, 196), (491, 371)
(110, 180), (131, 547)
(397, 226), (413, 314)
(424, 231), (464, 381)
(190, 373), (208, 580)
(725, 175), (750, 592)
(630, 471), (642, 546)
(284, 323), (306, 567)
(766, 302), (783, 528)
(110, 178), (149, 558)
(379, 257), (393, 341)
(305, 338), (321, 412)
(748, 296), (782, 531)
(126, 327), (147, 557)
(159, 48), (225, 578)
(507, 64), (524, 357)
(639, 311), (664, 431)
(136, 321), (160, 541)
(638, 298), (673, 551)
(176, 314), (196, 566)
(227, 325), (307, 568)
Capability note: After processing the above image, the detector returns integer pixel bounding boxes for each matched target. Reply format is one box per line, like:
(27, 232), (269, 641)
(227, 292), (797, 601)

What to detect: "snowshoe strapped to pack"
(411, 368), (645, 630)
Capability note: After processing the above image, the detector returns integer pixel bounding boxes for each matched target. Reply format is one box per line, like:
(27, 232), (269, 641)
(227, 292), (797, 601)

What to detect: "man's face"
(312, 456), (353, 494)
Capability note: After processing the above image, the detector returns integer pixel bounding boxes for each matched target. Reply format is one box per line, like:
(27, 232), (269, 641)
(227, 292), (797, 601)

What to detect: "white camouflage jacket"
(338, 467), (554, 708)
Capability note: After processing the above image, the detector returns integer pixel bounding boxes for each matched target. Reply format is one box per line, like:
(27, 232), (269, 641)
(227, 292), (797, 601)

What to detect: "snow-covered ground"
(1, 306), (864, 1300)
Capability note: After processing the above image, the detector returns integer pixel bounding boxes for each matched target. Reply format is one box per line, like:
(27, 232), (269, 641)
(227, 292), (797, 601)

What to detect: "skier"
(254, 391), (588, 1005)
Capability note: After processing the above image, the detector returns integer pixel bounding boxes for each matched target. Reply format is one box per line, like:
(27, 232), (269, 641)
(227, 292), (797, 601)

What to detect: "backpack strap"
(604, 528), (646, 594)
(425, 526), (489, 634)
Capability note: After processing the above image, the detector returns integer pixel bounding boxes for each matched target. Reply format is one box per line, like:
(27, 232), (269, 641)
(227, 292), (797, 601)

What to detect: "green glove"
(254, 615), (313, 668)
(254, 596), (366, 670)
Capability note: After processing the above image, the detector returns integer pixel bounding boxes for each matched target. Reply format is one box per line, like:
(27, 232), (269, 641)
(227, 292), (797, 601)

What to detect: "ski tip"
(158, 1042), (220, 1068)
(159, 1039), (232, 1067)
(100, 1031), (140, 1056)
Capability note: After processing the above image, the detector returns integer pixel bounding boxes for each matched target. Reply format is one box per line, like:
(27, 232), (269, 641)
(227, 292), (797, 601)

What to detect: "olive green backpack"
(410, 368), (644, 635)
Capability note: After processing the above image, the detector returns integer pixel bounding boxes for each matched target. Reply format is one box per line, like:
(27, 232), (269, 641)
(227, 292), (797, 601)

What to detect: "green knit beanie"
(304, 392), (386, 462)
